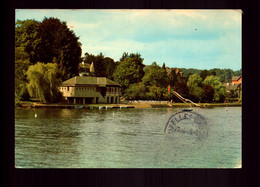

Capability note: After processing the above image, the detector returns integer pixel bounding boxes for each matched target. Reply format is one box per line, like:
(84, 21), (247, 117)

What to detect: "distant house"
(225, 76), (242, 100)
(231, 76), (242, 85)
(59, 76), (122, 104)
(226, 76), (242, 86)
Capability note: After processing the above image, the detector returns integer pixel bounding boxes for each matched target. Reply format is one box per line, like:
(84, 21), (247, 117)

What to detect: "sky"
(15, 9), (242, 70)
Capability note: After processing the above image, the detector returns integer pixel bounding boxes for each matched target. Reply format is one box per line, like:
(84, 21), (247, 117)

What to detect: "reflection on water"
(15, 107), (241, 168)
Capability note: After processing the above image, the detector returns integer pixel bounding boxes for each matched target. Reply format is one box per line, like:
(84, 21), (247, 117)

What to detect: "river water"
(15, 107), (241, 168)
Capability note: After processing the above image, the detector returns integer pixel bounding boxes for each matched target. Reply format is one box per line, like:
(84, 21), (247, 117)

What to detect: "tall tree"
(142, 62), (169, 88)
(15, 18), (82, 80)
(162, 63), (166, 70)
(92, 53), (106, 77)
(168, 69), (178, 87)
(113, 53), (145, 91)
(104, 57), (117, 80)
(15, 19), (41, 63)
(187, 74), (204, 101)
(37, 17), (82, 80)
(225, 69), (232, 83)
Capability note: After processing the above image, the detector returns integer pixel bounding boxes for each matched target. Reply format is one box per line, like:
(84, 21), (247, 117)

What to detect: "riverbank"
(16, 101), (242, 109)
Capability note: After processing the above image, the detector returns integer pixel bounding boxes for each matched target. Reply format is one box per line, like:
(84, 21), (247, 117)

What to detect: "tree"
(211, 71), (217, 76)
(93, 53), (106, 77)
(119, 52), (129, 62)
(142, 62), (169, 88)
(124, 83), (147, 100)
(162, 63), (166, 70)
(83, 52), (96, 65)
(203, 75), (226, 102)
(187, 74), (204, 101)
(168, 69), (178, 87)
(202, 84), (215, 102)
(104, 57), (117, 80)
(15, 47), (31, 103)
(15, 18), (82, 80)
(225, 69), (232, 83)
(26, 62), (62, 103)
(173, 82), (189, 98)
(15, 19), (41, 63)
(147, 85), (166, 100)
(113, 53), (145, 91)
(37, 17), (82, 80)
(187, 74), (203, 89)
(82, 52), (118, 79)
(200, 70), (211, 80)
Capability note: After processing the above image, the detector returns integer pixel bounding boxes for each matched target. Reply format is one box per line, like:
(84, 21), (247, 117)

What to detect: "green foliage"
(180, 68), (202, 77)
(203, 75), (222, 88)
(142, 62), (169, 88)
(147, 85), (166, 100)
(225, 69), (232, 82)
(93, 53), (106, 77)
(15, 19), (41, 63)
(123, 61), (167, 100)
(113, 53), (145, 91)
(200, 70), (211, 80)
(26, 62), (62, 103)
(15, 18), (82, 80)
(104, 57), (117, 80)
(162, 63), (166, 70)
(168, 69), (178, 87)
(187, 74), (203, 89)
(15, 47), (31, 103)
(202, 84), (215, 102)
(119, 52), (129, 62)
(187, 74), (204, 101)
(83, 53), (118, 79)
(203, 75), (226, 102)
(173, 82), (189, 98)
(124, 83), (147, 100)
(181, 68), (242, 83)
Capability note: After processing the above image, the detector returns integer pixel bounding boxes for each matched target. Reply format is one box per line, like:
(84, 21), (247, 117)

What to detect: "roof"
(61, 76), (121, 87)
(232, 76), (241, 81)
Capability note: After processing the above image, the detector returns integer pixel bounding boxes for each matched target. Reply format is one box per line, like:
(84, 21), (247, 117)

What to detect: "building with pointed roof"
(59, 76), (122, 104)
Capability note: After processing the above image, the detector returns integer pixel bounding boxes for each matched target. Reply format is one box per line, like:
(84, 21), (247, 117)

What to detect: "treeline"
(180, 68), (242, 82)
(114, 57), (227, 103)
(15, 17), (239, 104)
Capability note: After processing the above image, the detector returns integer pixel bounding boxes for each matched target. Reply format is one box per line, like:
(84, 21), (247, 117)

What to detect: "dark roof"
(61, 76), (121, 87)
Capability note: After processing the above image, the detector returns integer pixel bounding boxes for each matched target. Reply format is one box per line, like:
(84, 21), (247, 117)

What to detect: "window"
(67, 86), (70, 91)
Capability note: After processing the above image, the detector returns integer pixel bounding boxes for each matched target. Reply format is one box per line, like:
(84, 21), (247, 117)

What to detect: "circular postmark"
(164, 111), (208, 140)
